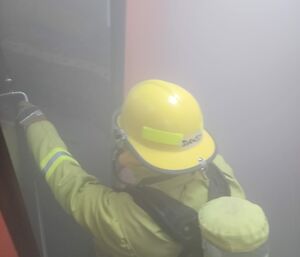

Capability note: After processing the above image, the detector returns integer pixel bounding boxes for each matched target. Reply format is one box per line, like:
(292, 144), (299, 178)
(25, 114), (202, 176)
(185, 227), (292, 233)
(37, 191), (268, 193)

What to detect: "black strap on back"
(206, 162), (231, 200)
(125, 162), (231, 257)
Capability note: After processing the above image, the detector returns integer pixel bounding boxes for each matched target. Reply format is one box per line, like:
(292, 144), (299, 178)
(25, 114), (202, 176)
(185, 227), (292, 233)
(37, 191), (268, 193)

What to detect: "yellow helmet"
(115, 80), (216, 173)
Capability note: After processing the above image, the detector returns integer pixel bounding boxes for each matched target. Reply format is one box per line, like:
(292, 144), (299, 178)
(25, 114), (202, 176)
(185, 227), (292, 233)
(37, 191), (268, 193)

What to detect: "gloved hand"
(16, 101), (46, 129)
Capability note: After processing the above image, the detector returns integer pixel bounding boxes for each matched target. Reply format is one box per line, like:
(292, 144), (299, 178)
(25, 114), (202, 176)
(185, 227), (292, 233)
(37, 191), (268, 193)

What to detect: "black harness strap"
(206, 162), (231, 200)
(125, 162), (231, 257)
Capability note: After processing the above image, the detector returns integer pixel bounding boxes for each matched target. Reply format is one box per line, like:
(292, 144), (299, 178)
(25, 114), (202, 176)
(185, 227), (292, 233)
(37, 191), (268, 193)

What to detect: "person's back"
(100, 154), (245, 256)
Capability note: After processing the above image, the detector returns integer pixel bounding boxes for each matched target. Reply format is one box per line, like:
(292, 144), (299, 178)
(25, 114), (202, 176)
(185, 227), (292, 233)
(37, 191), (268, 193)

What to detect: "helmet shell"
(118, 80), (215, 172)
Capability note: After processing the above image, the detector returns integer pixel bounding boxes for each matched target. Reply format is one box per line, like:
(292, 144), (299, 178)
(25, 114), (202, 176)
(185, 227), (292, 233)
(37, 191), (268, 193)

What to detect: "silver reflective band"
(19, 110), (44, 125)
(42, 151), (72, 175)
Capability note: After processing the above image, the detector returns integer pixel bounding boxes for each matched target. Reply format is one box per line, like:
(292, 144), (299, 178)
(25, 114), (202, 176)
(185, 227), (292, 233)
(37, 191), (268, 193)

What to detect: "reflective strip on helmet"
(142, 126), (184, 146)
(40, 148), (79, 180)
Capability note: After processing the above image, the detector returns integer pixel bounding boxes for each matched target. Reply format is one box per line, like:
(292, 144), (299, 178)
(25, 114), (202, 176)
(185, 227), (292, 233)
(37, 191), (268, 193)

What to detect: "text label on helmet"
(182, 133), (202, 148)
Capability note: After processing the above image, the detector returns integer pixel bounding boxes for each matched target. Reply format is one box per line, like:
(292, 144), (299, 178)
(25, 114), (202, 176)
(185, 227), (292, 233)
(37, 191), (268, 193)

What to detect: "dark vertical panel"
(0, 129), (41, 257)
(0, 1), (126, 256)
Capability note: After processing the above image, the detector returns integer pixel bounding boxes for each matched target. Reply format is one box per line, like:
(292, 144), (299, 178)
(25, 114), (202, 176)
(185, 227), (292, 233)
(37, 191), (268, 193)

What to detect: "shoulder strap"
(125, 185), (204, 256)
(126, 186), (203, 243)
(125, 162), (231, 257)
(206, 162), (231, 200)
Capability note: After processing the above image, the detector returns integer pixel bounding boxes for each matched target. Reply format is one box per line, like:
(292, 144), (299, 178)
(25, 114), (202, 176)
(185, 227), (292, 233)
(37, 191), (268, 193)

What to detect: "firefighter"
(13, 80), (268, 257)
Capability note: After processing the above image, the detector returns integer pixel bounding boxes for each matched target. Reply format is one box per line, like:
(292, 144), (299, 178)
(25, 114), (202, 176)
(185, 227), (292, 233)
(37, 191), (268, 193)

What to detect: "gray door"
(0, 1), (125, 256)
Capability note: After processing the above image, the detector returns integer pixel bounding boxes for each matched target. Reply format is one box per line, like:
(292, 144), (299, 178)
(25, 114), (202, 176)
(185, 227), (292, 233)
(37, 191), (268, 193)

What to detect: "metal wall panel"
(0, 1), (125, 256)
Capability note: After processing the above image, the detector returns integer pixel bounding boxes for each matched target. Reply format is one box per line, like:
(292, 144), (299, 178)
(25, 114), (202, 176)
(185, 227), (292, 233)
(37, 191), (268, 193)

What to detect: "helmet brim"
(126, 129), (216, 173)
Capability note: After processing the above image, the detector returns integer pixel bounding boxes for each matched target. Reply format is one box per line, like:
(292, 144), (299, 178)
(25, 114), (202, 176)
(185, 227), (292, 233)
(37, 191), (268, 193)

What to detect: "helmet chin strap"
(111, 148), (127, 189)
(111, 146), (185, 189)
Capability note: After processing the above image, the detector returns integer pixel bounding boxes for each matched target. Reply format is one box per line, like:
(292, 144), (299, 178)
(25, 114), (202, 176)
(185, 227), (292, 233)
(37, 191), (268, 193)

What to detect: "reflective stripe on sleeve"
(40, 147), (80, 180)
(40, 147), (71, 169)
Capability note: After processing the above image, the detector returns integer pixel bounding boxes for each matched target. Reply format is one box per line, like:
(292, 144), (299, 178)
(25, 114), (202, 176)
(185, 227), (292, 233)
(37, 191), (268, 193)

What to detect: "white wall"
(125, 1), (300, 256)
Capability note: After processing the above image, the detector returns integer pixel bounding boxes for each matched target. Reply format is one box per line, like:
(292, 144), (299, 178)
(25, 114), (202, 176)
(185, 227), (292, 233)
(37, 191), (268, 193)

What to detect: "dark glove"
(16, 101), (46, 129)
